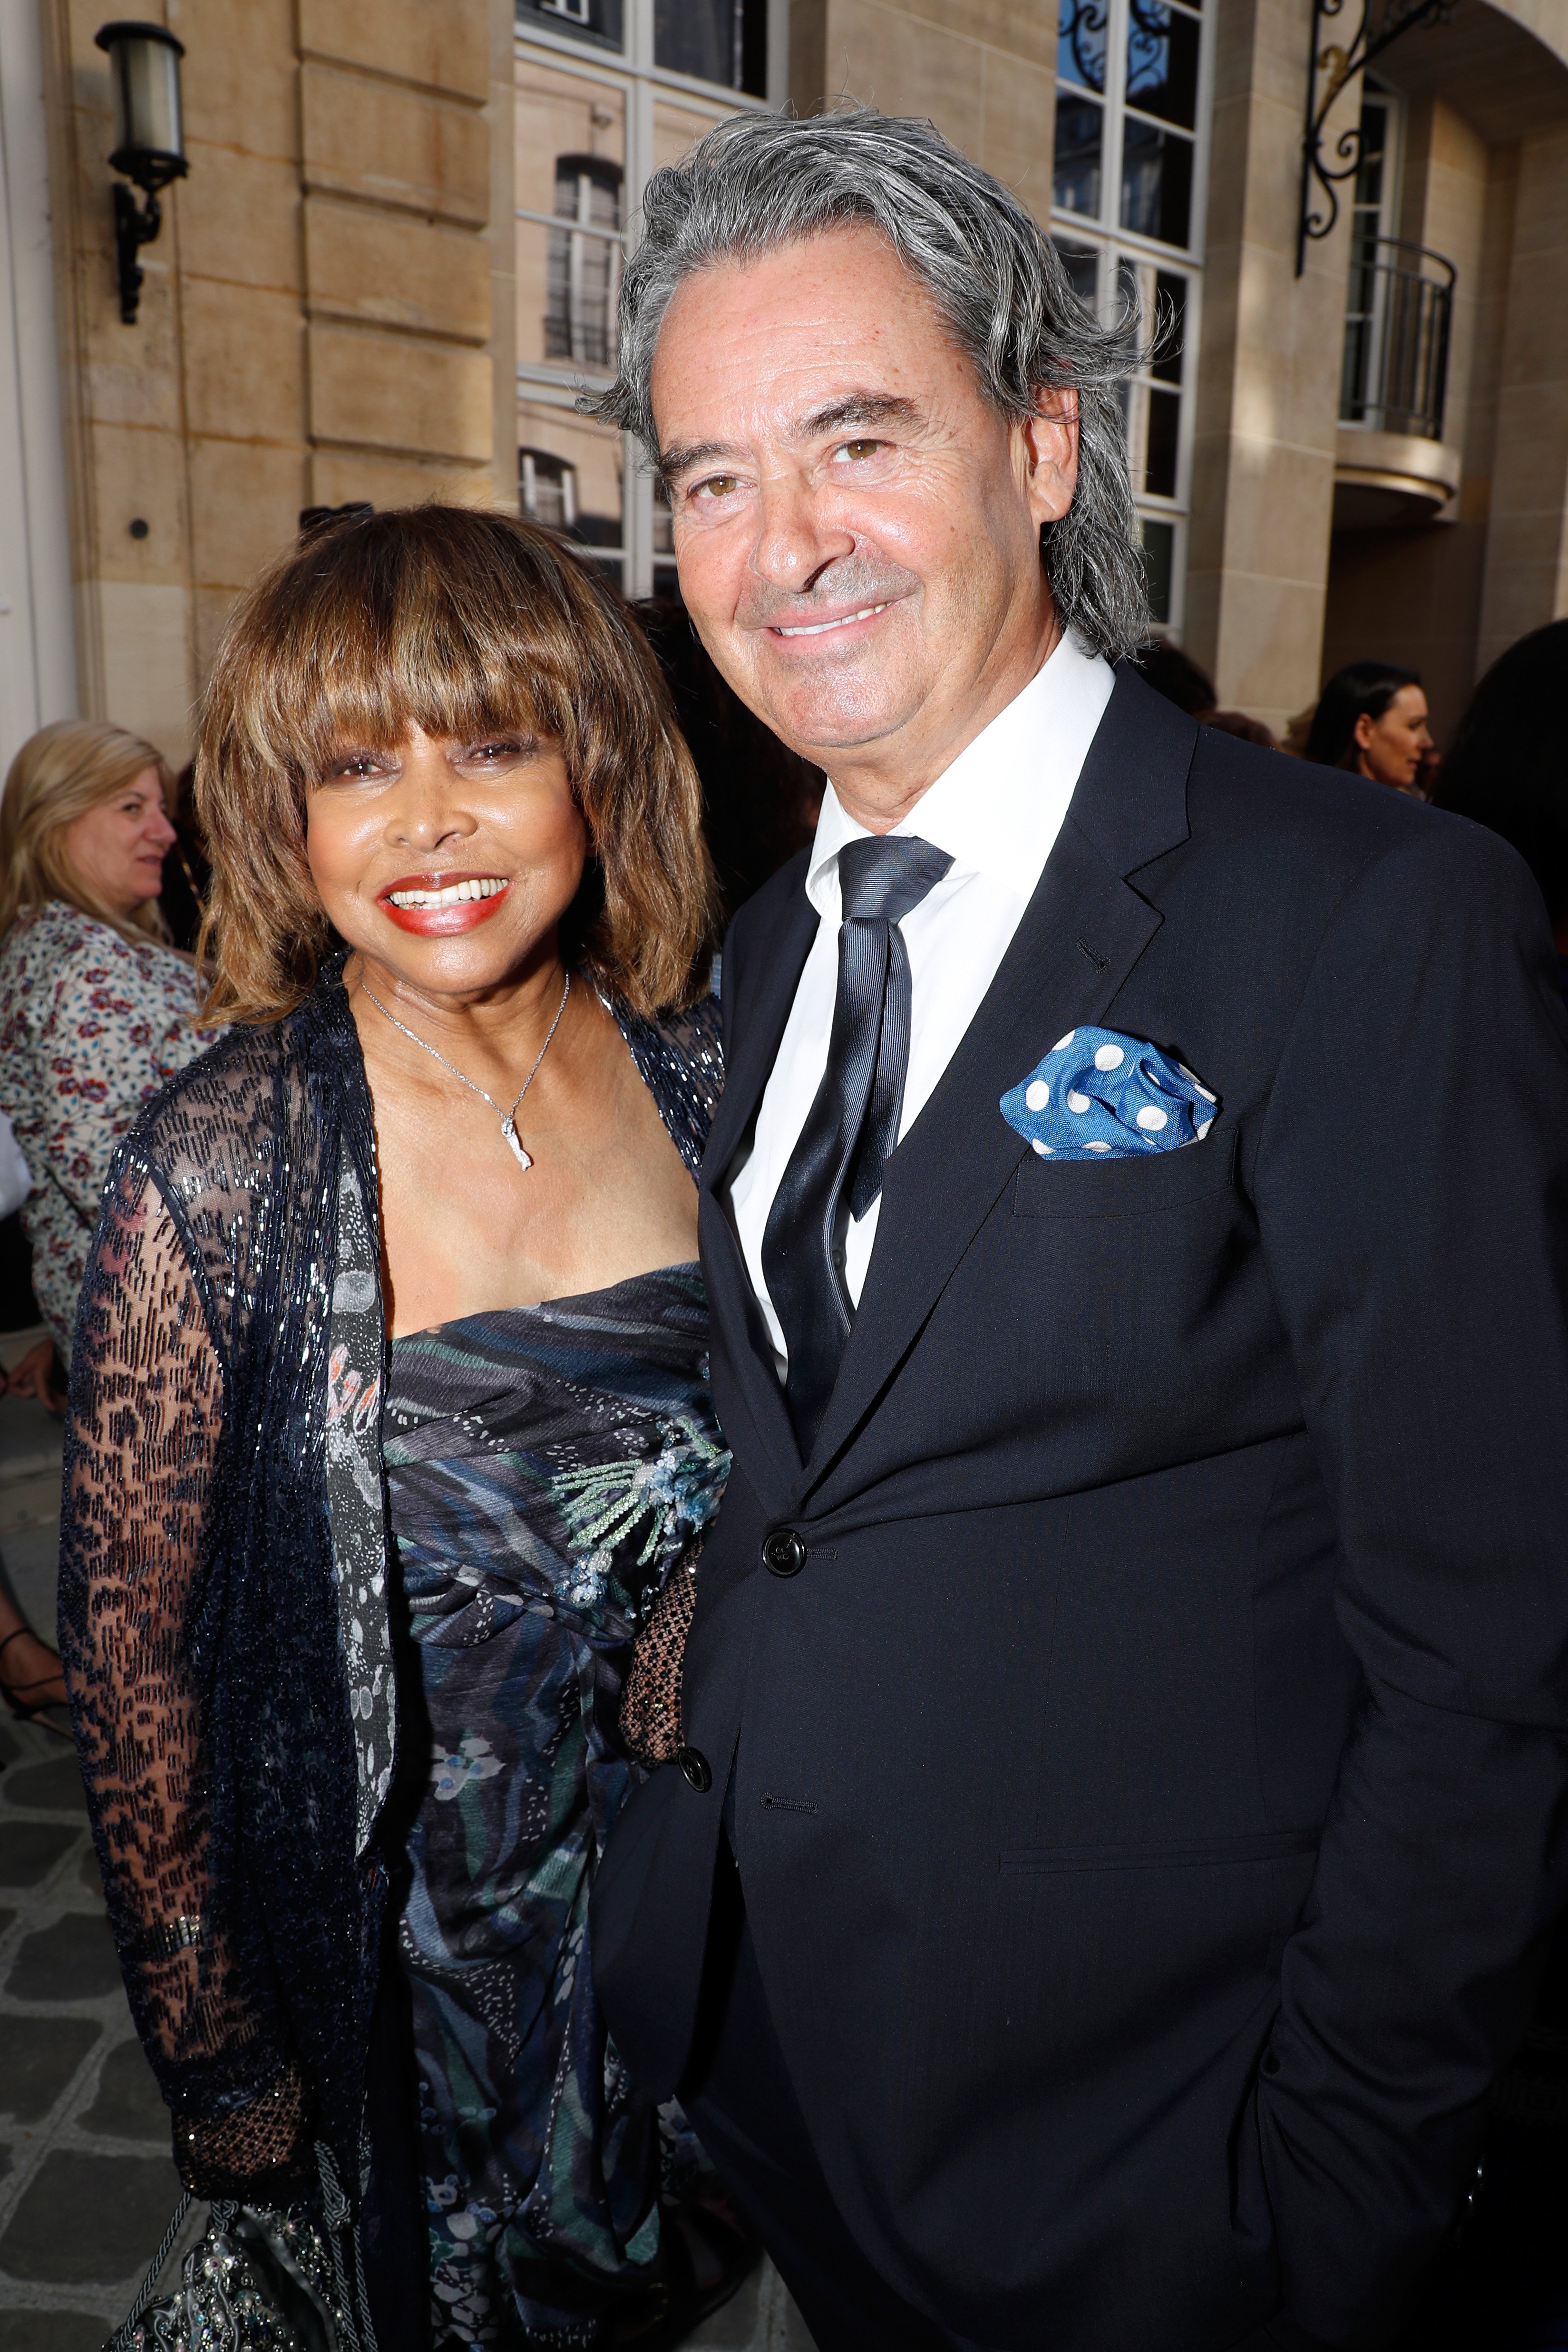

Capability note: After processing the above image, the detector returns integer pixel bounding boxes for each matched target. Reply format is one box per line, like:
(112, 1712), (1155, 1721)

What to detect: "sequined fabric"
(58, 958), (723, 2209)
(117, 2203), (351, 2352)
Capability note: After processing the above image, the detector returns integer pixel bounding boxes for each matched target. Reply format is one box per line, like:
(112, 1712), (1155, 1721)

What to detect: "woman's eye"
(327, 756), (380, 781)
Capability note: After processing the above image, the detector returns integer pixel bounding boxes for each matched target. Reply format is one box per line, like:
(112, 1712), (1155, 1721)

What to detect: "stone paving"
(0, 1335), (812, 2352)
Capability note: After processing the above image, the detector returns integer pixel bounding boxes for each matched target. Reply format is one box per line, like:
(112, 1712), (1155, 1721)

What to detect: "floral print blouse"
(0, 901), (219, 1359)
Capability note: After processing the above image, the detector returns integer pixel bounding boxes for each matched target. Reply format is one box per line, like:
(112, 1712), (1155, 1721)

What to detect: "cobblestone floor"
(0, 1338), (812, 2352)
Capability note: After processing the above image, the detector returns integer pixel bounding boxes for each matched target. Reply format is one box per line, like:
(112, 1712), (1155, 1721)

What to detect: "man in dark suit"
(589, 109), (1568, 2351)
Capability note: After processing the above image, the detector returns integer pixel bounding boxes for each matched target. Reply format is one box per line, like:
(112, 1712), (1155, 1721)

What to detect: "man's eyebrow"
(658, 394), (923, 486)
(796, 393), (922, 439)
(657, 438), (739, 484)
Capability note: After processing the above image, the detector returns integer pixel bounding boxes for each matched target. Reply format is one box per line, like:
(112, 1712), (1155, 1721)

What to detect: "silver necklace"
(360, 971), (571, 1172)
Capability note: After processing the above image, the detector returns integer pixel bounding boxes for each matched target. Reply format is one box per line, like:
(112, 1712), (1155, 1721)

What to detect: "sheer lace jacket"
(57, 960), (722, 2185)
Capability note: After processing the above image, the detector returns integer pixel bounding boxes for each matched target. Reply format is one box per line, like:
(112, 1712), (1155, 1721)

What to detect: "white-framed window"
(516, 0), (787, 601)
(1051, 0), (1213, 635)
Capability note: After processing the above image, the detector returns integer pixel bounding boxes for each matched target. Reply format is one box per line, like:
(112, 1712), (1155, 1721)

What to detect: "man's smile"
(770, 602), (894, 639)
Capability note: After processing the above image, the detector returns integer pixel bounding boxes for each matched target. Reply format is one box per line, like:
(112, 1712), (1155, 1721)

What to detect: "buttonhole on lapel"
(1076, 939), (1110, 971)
(761, 1793), (818, 1815)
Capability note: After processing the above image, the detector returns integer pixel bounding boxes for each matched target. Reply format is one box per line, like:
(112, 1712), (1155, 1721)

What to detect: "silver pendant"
(500, 1117), (532, 1172)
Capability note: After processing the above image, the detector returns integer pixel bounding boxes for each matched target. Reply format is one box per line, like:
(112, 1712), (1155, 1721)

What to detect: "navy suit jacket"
(592, 669), (1568, 2350)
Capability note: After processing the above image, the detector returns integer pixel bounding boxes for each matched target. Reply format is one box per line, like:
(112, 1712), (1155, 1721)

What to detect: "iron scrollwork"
(1059, 0), (1109, 93)
(1296, 0), (1455, 275)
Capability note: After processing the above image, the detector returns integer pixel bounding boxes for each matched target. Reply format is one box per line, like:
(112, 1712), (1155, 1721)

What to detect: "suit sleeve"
(1248, 814), (1568, 2345)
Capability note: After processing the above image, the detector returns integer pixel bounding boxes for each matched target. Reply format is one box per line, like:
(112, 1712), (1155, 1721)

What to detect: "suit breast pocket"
(1012, 1125), (1238, 1220)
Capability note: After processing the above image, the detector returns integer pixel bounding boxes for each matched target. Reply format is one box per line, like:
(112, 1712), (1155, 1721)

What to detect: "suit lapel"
(700, 870), (820, 1501)
(800, 669), (1196, 1497)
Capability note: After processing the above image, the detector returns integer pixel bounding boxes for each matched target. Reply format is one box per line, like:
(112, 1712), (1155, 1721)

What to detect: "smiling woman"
(57, 507), (753, 2352)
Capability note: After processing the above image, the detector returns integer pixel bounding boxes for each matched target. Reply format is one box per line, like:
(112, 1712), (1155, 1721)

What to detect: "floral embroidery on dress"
(0, 900), (219, 1355)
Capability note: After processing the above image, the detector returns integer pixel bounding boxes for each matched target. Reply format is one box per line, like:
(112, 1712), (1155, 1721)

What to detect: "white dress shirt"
(728, 630), (1117, 1371)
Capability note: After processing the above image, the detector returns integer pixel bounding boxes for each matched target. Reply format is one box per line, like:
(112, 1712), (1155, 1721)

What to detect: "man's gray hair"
(588, 107), (1151, 663)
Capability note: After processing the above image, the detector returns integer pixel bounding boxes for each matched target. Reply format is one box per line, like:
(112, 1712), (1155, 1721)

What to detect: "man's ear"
(1021, 387), (1078, 529)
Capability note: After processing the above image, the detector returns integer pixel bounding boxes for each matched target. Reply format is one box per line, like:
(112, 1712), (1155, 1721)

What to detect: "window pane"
(654, 0), (767, 94)
(1145, 386), (1180, 496)
(1126, 1), (1200, 129)
(518, 0), (624, 51)
(1054, 237), (1101, 307)
(1152, 269), (1186, 382)
(1120, 118), (1193, 246)
(1054, 94), (1104, 218)
(1057, 0), (1107, 95)
(1140, 518), (1175, 623)
(516, 403), (624, 548)
(545, 154), (623, 367)
(517, 64), (624, 372)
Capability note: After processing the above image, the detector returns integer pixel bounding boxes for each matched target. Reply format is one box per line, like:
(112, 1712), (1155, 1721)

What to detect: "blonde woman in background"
(0, 721), (218, 1727)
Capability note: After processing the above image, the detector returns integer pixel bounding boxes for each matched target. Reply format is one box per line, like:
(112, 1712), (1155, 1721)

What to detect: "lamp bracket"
(1296, 0), (1455, 274)
(112, 180), (162, 324)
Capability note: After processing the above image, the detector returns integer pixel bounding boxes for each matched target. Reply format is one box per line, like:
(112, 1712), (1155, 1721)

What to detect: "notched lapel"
(699, 866), (818, 1501)
(702, 870), (818, 1195)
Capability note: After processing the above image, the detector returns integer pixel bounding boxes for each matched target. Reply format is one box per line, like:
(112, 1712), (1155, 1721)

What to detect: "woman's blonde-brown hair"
(0, 719), (174, 945)
(195, 504), (718, 1024)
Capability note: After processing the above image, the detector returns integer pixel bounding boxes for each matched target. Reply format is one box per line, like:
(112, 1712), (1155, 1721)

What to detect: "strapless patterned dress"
(382, 1267), (729, 2350)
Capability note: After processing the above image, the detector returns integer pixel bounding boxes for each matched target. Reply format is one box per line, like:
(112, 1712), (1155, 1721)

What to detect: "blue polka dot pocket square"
(999, 1026), (1219, 1159)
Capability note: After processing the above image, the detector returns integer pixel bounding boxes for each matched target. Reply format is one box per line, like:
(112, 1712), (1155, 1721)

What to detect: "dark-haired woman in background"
(59, 507), (750, 2351)
(1305, 659), (1435, 797)
(1436, 620), (1568, 996)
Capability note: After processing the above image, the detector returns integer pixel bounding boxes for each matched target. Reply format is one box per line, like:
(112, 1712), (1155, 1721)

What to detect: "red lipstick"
(378, 872), (512, 937)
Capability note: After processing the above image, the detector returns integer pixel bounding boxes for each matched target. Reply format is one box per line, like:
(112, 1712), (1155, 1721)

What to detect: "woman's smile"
(377, 870), (513, 934)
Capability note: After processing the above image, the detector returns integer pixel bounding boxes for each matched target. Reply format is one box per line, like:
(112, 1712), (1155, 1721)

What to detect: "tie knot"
(836, 833), (953, 927)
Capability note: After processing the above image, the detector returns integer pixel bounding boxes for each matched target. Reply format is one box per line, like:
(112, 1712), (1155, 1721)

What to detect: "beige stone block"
(84, 423), (190, 584)
(861, 0), (1051, 71)
(176, 145), (303, 296)
(308, 448), (495, 512)
(1211, 573), (1329, 732)
(308, 322), (493, 462)
(824, 0), (983, 156)
(299, 0), (488, 101)
(302, 63), (488, 225)
(82, 251), (185, 428)
(175, 0), (300, 165)
(180, 276), (306, 446)
(305, 199), (489, 342)
(976, 52), (1052, 218)
(90, 579), (196, 761)
(1217, 437), (1336, 590)
(1510, 125), (1568, 261)
(195, 585), (244, 695)
(187, 438), (311, 592)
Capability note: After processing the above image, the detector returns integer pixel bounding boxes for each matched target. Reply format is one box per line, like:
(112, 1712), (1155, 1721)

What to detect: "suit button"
(762, 1527), (807, 1578)
(678, 1746), (712, 1794)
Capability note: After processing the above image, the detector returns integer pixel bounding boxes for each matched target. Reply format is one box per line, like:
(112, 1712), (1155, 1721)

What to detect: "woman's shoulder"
(610, 988), (723, 1180)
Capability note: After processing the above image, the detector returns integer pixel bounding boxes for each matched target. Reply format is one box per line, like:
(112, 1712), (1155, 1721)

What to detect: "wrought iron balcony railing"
(1340, 236), (1454, 441)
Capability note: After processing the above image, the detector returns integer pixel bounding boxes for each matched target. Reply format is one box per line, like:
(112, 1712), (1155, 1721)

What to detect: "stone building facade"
(2, 0), (1567, 772)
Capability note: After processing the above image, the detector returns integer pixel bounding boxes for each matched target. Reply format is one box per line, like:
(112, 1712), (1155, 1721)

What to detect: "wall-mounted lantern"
(94, 21), (188, 324)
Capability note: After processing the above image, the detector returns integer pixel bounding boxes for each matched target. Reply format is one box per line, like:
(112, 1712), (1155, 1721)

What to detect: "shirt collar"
(804, 631), (1116, 918)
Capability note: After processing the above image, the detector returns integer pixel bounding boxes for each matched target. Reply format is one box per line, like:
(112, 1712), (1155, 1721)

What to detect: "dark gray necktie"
(761, 834), (953, 1453)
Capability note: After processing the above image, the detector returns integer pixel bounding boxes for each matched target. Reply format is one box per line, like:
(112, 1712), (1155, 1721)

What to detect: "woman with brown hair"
(0, 719), (214, 1730)
(58, 507), (746, 2351)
